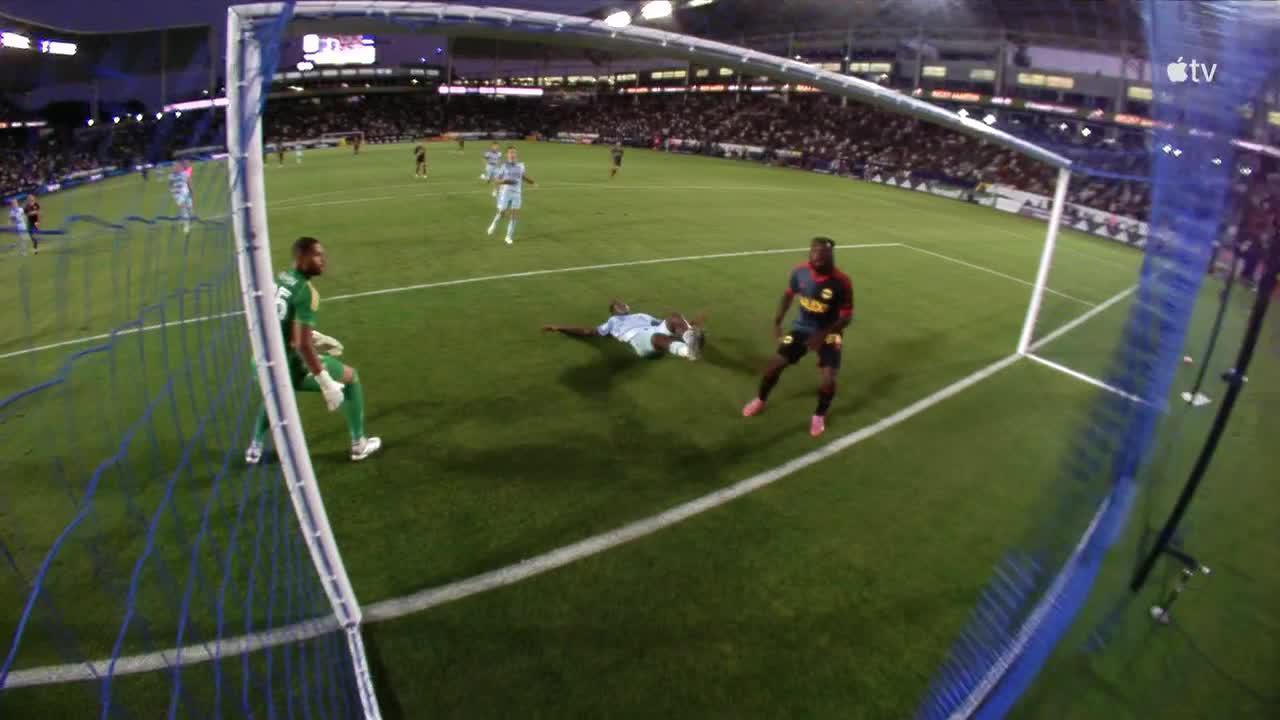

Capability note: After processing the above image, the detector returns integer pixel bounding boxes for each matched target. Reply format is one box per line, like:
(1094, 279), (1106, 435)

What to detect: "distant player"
(742, 237), (854, 438)
(8, 198), (32, 255)
(456, 135), (465, 153)
(245, 236), (381, 464)
(482, 142), (502, 196)
(543, 300), (705, 361)
(24, 195), (39, 254)
(414, 143), (428, 178)
(277, 143), (286, 165)
(487, 146), (535, 245)
(352, 134), (362, 155)
(294, 144), (304, 164)
(168, 159), (194, 235)
(609, 141), (624, 179)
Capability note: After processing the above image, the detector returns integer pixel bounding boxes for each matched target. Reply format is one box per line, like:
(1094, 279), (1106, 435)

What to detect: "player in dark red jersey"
(742, 237), (854, 437)
(24, 195), (40, 253)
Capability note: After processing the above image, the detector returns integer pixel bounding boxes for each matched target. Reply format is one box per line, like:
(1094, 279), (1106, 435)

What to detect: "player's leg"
(504, 205), (520, 244)
(647, 331), (697, 360)
(810, 336), (843, 438)
(28, 223), (37, 253)
(743, 332), (807, 416)
(488, 198), (505, 236)
(297, 357), (380, 460)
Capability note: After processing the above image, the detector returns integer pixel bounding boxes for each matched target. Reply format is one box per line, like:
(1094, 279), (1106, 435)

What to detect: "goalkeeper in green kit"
(245, 236), (382, 464)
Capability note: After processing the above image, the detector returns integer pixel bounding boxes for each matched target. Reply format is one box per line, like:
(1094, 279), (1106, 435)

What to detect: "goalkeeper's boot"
(245, 441), (264, 465)
(809, 415), (826, 438)
(742, 398), (766, 417)
(351, 436), (382, 462)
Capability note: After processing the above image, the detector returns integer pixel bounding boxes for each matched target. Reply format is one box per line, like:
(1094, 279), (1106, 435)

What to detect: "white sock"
(667, 341), (691, 358)
(489, 212), (501, 229)
(506, 219), (516, 239)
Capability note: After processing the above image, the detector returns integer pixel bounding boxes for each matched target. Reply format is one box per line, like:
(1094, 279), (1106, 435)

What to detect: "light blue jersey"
(495, 161), (527, 210)
(9, 205), (27, 232)
(169, 169), (192, 207)
(484, 149), (502, 173)
(596, 313), (663, 341)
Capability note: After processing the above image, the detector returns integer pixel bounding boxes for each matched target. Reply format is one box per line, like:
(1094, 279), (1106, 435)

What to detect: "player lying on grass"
(245, 236), (382, 464)
(544, 300), (706, 360)
(742, 236), (854, 438)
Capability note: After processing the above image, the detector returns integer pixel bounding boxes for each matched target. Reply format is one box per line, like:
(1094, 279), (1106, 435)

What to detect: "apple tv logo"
(1166, 57), (1218, 83)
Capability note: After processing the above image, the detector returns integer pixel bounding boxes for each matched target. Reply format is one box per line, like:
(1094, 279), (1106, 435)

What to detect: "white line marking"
(268, 183), (804, 212)
(1025, 353), (1147, 404)
(1027, 286), (1135, 352)
(3, 262), (1121, 689)
(900, 244), (1098, 307)
(0, 245), (897, 362)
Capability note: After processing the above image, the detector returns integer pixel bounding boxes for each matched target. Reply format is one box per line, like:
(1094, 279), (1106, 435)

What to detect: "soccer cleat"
(350, 436), (382, 462)
(742, 398), (766, 417)
(504, 236), (514, 245)
(810, 415), (826, 438)
(245, 441), (263, 465)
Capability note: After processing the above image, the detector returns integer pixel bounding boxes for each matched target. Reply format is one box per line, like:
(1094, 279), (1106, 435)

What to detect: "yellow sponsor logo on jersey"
(820, 288), (834, 300)
(798, 296), (830, 313)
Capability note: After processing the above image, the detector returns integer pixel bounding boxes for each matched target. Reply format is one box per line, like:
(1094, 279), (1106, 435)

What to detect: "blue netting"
(918, 3), (1280, 718)
(0, 2), (361, 717)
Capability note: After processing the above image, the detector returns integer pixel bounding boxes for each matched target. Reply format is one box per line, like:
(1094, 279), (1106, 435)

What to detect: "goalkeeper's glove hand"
(312, 331), (344, 357)
(315, 370), (345, 411)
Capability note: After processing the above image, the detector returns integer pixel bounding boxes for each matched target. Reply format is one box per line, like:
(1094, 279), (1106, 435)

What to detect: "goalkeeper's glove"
(315, 370), (345, 411)
(312, 331), (344, 357)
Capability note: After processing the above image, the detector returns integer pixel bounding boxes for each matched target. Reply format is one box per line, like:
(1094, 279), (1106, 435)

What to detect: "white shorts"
(497, 189), (522, 211)
(485, 165), (500, 180)
(623, 322), (671, 357)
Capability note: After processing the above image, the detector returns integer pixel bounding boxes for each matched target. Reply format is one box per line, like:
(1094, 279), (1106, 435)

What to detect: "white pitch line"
(900, 244), (1098, 307)
(1025, 353), (1148, 405)
(1027, 285), (1135, 353)
(0, 244), (897, 362)
(2, 254), (1124, 689)
(268, 183), (802, 212)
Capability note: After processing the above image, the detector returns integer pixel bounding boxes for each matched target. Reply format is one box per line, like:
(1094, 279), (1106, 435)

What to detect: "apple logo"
(1167, 57), (1189, 83)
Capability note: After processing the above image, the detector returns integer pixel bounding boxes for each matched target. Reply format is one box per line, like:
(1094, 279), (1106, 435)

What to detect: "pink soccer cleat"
(810, 415), (826, 438)
(742, 398), (766, 417)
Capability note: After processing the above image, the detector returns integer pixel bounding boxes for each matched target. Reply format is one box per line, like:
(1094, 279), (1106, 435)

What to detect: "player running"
(742, 237), (854, 438)
(609, 141), (624, 179)
(294, 144), (304, 165)
(414, 142), (428, 179)
(487, 146), (535, 245)
(23, 195), (39, 254)
(482, 142), (502, 196)
(245, 236), (381, 464)
(168, 159), (194, 235)
(543, 300), (705, 361)
(8, 198), (33, 256)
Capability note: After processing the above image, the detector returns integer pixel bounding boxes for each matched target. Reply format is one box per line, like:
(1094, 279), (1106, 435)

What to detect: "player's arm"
(522, 173), (536, 186)
(291, 323), (328, 376)
(542, 324), (597, 337)
(290, 293), (345, 410)
(817, 276), (855, 341)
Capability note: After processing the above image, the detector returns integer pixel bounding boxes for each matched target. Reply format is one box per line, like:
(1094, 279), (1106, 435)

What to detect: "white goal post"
(223, 4), (1074, 719)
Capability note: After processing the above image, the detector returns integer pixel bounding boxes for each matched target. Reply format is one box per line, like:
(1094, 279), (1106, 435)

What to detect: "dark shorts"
(777, 329), (843, 369)
(612, 157), (623, 167)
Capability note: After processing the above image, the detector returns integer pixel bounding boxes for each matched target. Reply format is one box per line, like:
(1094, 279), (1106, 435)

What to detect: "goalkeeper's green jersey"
(274, 267), (319, 367)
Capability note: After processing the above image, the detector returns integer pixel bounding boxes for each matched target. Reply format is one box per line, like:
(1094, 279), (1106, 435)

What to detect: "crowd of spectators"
(0, 88), (1248, 223)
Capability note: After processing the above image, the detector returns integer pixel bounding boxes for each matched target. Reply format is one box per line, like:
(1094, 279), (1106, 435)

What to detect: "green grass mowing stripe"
(900, 244), (1099, 307)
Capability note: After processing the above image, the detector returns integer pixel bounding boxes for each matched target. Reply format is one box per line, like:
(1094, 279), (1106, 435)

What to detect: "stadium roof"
(0, 11), (212, 92)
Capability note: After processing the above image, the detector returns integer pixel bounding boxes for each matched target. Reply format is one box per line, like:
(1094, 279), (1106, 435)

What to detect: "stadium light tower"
(641, 1), (674, 20)
(604, 10), (632, 27)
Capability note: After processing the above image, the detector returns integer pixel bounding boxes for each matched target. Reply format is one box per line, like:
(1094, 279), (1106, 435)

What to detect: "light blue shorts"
(497, 189), (522, 211)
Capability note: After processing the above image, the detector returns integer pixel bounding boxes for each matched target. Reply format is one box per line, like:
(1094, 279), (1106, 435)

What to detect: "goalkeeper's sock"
(252, 405), (270, 444)
(815, 388), (835, 416)
(342, 374), (366, 443)
(758, 372), (781, 402)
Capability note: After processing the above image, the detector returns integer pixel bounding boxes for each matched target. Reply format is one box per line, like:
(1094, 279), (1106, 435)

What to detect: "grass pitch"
(0, 141), (1275, 718)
